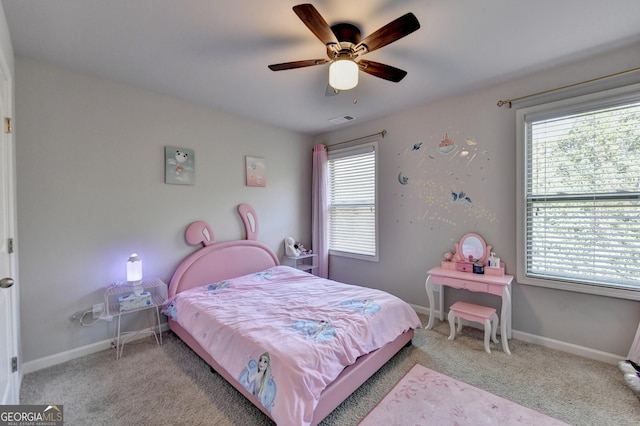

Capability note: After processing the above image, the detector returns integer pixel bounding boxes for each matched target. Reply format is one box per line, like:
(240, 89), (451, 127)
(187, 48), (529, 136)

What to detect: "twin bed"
(163, 205), (421, 425)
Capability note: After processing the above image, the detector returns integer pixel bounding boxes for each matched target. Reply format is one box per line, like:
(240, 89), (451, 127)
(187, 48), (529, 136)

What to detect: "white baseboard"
(412, 304), (431, 316)
(23, 339), (113, 374)
(22, 323), (170, 375)
(410, 303), (623, 365)
(511, 330), (623, 365)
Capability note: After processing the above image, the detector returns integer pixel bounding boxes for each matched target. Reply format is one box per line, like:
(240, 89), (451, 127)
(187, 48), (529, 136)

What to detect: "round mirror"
(461, 236), (484, 261)
(454, 233), (491, 263)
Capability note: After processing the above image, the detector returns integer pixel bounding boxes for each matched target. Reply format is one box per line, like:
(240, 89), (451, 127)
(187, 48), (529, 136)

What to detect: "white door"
(0, 55), (19, 404)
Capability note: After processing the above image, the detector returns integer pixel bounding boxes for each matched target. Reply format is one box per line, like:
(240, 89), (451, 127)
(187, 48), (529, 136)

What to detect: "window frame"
(516, 83), (640, 301)
(327, 141), (379, 262)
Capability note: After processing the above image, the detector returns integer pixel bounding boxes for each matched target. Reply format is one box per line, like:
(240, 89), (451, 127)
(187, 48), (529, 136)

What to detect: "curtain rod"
(326, 130), (387, 149)
(496, 66), (640, 108)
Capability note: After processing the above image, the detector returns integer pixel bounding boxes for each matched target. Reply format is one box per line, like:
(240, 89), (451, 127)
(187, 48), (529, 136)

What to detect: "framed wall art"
(165, 146), (195, 185)
(245, 156), (266, 187)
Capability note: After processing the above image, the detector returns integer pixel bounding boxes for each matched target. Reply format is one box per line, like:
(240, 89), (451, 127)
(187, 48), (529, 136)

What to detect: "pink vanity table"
(425, 233), (514, 355)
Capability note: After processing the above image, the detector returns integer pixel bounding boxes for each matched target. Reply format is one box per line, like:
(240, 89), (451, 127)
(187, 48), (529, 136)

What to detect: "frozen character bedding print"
(291, 319), (337, 341)
(239, 352), (277, 412)
(339, 299), (381, 316)
(163, 299), (177, 320)
(207, 281), (229, 292)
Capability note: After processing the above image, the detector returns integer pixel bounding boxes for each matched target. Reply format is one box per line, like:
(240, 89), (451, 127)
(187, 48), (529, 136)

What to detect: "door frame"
(0, 28), (19, 404)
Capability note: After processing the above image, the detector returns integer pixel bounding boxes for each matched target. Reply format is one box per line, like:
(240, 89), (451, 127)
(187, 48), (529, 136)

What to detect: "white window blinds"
(327, 143), (377, 259)
(522, 92), (640, 293)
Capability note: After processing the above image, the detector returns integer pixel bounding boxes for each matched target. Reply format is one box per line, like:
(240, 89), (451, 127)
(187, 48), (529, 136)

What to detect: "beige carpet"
(20, 314), (640, 425)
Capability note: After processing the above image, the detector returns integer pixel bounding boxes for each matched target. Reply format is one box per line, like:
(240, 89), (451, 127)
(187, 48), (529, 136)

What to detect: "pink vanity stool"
(448, 301), (499, 354)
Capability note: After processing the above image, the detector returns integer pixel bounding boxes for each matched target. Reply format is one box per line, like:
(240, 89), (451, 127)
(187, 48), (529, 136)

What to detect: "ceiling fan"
(268, 3), (420, 92)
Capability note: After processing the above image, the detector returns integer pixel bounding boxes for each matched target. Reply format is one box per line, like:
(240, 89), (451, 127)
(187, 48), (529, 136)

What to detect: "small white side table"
(104, 278), (168, 359)
(282, 253), (318, 274)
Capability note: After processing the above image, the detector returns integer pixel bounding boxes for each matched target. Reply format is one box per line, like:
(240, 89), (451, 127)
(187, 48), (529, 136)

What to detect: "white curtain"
(312, 144), (328, 278)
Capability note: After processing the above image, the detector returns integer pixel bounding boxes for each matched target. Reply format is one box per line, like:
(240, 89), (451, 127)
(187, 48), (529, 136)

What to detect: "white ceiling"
(3, 0), (640, 135)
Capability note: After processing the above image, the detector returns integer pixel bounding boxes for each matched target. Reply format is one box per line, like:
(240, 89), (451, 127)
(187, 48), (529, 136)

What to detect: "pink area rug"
(359, 364), (569, 425)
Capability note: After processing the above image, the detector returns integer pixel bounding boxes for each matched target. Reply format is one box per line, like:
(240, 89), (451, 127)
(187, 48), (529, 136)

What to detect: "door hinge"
(4, 117), (11, 134)
(7, 238), (13, 254)
(11, 357), (17, 373)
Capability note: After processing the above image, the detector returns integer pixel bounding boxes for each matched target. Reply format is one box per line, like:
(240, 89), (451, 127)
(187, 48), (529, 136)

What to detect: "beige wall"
(317, 41), (640, 359)
(15, 57), (313, 362)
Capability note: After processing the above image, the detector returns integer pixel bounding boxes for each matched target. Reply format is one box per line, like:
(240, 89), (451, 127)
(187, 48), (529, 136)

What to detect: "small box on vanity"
(455, 261), (474, 273)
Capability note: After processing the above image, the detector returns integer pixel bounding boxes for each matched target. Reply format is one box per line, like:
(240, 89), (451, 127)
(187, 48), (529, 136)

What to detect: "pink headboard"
(168, 205), (279, 298)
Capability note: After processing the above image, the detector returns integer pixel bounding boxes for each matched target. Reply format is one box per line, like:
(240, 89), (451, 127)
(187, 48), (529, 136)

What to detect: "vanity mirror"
(453, 232), (491, 264)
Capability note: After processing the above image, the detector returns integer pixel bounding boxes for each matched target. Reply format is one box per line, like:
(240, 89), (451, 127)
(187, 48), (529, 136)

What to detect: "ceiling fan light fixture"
(329, 58), (358, 91)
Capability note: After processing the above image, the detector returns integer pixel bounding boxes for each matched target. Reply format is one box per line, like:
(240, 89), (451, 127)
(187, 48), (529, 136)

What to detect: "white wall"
(316, 41), (640, 359)
(15, 57), (314, 363)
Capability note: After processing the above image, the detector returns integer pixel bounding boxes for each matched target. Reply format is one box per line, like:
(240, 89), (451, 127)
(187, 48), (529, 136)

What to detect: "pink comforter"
(163, 265), (421, 426)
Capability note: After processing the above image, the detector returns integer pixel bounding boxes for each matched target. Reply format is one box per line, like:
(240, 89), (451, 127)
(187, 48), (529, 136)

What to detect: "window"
(327, 142), (378, 261)
(516, 84), (640, 300)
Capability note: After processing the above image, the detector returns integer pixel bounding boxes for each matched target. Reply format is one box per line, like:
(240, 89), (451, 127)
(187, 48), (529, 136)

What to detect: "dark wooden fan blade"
(293, 4), (340, 48)
(355, 12), (420, 54)
(358, 59), (407, 82)
(268, 59), (329, 71)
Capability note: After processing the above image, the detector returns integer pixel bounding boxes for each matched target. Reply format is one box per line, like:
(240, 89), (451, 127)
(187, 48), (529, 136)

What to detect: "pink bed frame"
(167, 205), (414, 425)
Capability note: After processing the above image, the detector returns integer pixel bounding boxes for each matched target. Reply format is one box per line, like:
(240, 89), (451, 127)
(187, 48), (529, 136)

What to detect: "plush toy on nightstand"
(285, 237), (301, 257)
(294, 241), (311, 255)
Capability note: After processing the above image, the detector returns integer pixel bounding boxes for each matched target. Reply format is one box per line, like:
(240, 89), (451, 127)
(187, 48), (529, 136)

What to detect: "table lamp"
(126, 253), (143, 295)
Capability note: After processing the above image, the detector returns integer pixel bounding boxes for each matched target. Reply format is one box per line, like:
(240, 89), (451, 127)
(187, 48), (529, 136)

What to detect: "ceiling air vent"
(329, 115), (356, 125)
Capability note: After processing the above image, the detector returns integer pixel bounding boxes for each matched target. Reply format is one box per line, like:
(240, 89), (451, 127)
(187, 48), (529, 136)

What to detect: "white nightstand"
(104, 277), (168, 359)
(282, 253), (318, 274)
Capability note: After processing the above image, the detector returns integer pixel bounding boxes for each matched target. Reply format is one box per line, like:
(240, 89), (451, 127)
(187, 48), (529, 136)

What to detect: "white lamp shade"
(126, 253), (142, 283)
(329, 59), (358, 91)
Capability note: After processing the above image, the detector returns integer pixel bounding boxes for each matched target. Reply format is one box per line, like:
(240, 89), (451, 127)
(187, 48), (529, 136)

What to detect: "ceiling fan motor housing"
(327, 23), (361, 58)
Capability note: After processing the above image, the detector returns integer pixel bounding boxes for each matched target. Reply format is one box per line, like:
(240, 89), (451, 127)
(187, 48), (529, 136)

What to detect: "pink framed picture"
(245, 156), (266, 187)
